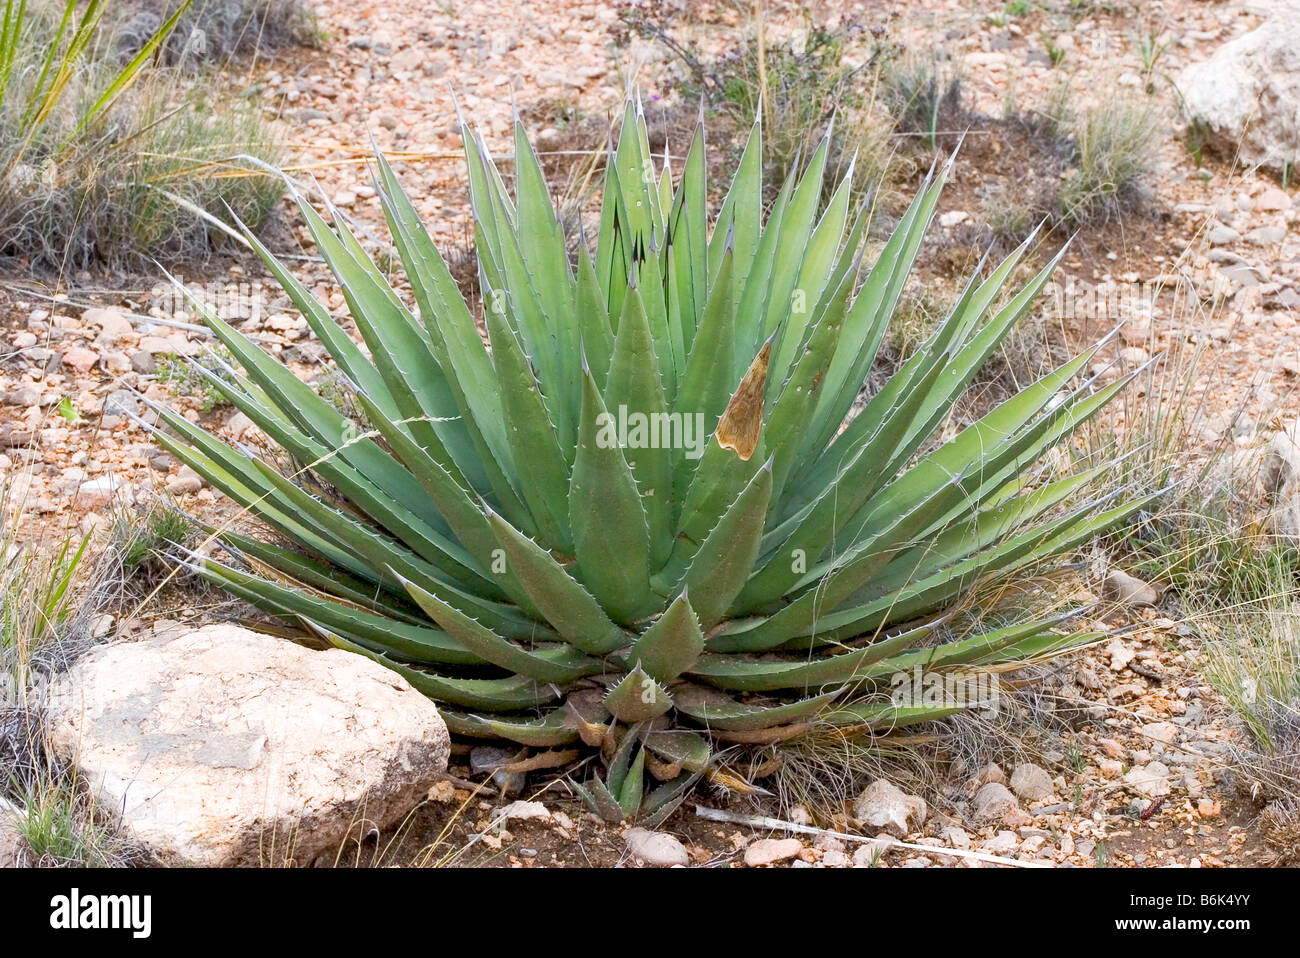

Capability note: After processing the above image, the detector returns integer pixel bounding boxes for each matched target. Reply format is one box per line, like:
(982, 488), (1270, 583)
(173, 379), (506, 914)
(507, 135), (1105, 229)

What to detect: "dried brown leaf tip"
(715, 340), (771, 461)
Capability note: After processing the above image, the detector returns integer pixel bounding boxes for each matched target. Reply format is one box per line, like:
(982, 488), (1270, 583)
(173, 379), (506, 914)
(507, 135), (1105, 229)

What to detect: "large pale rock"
(1178, 5), (1300, 175)
(853, 778), (927, 837)
(1261, 422), (1300, 497)
(1261, 422), (1300, 542)
(45, 625), (449, 867)
(0, 811), (27, 868)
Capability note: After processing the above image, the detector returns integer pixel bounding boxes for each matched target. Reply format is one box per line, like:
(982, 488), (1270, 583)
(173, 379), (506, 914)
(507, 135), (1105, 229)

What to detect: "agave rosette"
(148, 95), (1149, 821)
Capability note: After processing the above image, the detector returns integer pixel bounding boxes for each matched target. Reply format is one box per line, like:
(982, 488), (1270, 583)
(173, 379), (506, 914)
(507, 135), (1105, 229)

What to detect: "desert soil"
(2, 0), (1296, 866)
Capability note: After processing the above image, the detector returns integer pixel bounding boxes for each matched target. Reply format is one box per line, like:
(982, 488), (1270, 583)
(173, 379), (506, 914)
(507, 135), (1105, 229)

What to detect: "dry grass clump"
(613, 0), (904, 210)
(111, 0), (322, 67)
(0, 0), (284, 273)
(982, 90), (1161, 245)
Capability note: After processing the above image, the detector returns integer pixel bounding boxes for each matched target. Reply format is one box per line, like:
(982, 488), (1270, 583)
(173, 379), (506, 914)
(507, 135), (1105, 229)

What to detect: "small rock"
(625, 828), (689, 867)
(743, 837), (804, 867)
(976, 763), (1005, 786)
(77, 476), (123, 508)
(165, 465), (203, 496)
(1208, 225), (1241, 245)
(1141, 721), (1179, 745)
(973, 781), (1020, 823)
(821, 848), (852, 867)
(63, 346), (99, 374)
(1256, 187), (1293, 211)
(941, 826), (972, 849)
(1247, 225), (1287, 246)
(939, 210), (969, 228)
(2, 386), (40, 407)
(1010, 763), (1054, 802)
(1124, 761), (1172, 800)
(853, 778), (927, 837)
(1102, 569), (1158, 606)
(851, 838), (893, 866)
(1099, 738), (1126, 758)
(1107, 639), (1137, 672)
(500, 800), (551, 824)
(981, 830), (1020, 855)
(104, 389), (140, 418)
(1261, 421), (1300, 496)
(130, 351), (156, 374)
(84, 307), (133, 344)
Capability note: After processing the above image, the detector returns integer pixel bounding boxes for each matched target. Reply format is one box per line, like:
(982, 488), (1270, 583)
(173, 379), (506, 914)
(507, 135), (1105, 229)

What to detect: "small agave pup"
(150, 95), (1153, 823)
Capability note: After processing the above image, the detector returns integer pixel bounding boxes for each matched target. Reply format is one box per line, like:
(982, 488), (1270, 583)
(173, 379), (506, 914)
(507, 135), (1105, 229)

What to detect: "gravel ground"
(2, 0), (1296, 866)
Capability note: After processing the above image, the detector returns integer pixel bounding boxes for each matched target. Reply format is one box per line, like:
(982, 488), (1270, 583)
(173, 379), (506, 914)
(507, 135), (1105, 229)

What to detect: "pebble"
(743, 837), (803, 867)
(625, 828), (689, 867)
(853, 778), (927, 837)
(973, 782), (1020, 823)
(62, 346), (99, 373)
(1010, 763), (1055, 802)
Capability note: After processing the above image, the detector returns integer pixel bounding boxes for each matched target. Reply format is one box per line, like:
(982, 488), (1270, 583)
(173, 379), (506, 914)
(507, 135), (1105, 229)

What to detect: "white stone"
(1124, 761), (1172, 800)
(1179, 5), (1300, 174)
(853, 778), (927, 837)
(500, 800), (552, 823)
(1103, 568), (1157, 606)
(625, 827), (689, 867)
(0, 811), (26, 868)
(44, 625), (449, 867)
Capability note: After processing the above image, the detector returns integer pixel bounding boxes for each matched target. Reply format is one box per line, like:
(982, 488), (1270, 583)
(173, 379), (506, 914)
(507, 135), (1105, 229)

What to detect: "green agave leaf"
(575, 774), (625, 824)
(624, 590), (704, 682)
(323, 631), (561, 712)
(618, 747), (647, 820)
(673, 686), (843, 732)
(486, 510), (630, 655)
(570, 363), (652, 621)
(641, 728), (711, 773)
(679, 456), (773, 627)
(483, 293), (574, 551)
(194, 554), (482, 666)
(604, 664), (674, 722)
(443, 708), (581, 747)
(691, 619), (938, 692)
(397, 573), (601, 684)
(604, 284), (673, 566)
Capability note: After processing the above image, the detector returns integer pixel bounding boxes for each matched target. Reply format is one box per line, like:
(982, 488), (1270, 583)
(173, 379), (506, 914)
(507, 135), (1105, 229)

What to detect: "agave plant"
(150, 96), (1151, 823)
